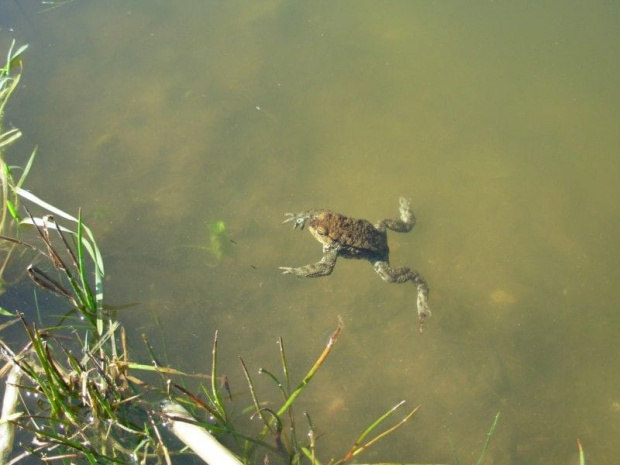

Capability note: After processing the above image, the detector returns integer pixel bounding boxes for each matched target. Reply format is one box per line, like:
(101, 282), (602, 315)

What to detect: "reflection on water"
(2, 0), (620, 462)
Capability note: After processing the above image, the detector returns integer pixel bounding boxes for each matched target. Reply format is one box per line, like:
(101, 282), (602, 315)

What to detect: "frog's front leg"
(375, 197), (416, 233)
(282, 211), (316, 230)
(280, 247), (339, 277)
(373, 261), (431, 327)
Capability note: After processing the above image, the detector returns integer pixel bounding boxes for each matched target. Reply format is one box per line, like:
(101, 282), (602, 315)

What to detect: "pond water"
(1, 1), (620, 463)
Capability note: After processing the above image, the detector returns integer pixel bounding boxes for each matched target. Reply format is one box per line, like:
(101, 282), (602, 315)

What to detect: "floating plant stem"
(475, 411), (501, 465)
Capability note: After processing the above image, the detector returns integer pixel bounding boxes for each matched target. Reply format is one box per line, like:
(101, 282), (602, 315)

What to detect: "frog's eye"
(316, 226), (328, 236)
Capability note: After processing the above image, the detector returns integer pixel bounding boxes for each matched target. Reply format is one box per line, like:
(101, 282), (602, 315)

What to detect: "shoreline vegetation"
(0, 41), (425, 464)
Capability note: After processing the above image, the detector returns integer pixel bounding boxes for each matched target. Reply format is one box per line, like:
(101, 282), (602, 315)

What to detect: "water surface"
(1, 1), (620, 463)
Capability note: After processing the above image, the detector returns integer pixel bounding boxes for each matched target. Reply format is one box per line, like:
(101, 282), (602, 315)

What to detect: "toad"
(280, 197), (431, 331)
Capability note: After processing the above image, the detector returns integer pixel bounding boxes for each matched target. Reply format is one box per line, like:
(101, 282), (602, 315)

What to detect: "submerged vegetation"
(0, 43), (424, 464)
(176, 219), (233, 267)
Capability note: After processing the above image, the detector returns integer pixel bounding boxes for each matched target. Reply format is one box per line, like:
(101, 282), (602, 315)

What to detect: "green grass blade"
(77, 211), (96, 310)
(355, 400), (407, 446)
(577, 438), (585, 465)
(275, 321), (343, 420)
(475, 411), (501, 465)
(339, 403), (419, 463)
(258, 368), (287, 399)
(239, 357), (271, 430)
(0, 128), (21, 148)
(15, 145), (37, 189)
(3, 40), (28, 74)
(5, 199), (19, 221)
(278, 337), (291, 394)
(0, 73), (20, 116)
(210, 330), (226, 421)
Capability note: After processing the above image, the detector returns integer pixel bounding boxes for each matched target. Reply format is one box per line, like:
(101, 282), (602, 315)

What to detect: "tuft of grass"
(234, 319), (421, 465)
(0, 40), (29, 116)
(333, 401), (420, 465)
(0, 40), (34, 292)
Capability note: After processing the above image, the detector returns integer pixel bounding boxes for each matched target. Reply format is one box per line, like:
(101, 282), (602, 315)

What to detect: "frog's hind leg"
(373, 261), (431, 329)
(375, 197), (416, 233)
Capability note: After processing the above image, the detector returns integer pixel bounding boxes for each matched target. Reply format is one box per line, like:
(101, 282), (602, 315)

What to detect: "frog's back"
(323, 213), (388, 260)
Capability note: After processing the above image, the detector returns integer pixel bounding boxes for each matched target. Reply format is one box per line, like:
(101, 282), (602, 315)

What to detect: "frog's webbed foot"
(279, 266), (298, 275)
(398, 196), (415, 225)
(283, 212), (314, 230)
(373, 261), (431, 331)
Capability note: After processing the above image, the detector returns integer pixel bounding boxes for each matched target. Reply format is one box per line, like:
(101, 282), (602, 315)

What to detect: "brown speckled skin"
(308, 211), (389, 261)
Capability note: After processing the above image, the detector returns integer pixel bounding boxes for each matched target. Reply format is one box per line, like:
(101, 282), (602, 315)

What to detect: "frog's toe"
(283, 213), (306, 230)
(279, 266), (295, 275)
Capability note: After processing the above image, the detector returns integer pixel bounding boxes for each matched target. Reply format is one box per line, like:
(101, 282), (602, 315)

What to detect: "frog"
(280, 197), (431, 331)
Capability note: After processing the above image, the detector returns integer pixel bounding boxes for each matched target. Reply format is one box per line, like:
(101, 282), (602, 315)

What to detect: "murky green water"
(2, 1), (620, 463)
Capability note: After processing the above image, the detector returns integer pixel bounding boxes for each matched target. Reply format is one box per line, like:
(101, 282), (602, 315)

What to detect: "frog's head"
(308, 212), (337, 247)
